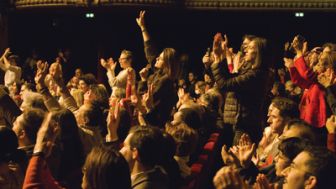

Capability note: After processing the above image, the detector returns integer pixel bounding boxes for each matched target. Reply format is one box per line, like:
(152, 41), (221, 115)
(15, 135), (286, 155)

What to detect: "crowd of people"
(0, 10), (336, 189)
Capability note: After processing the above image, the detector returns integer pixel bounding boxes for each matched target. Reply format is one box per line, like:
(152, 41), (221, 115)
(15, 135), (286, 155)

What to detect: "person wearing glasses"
(100, 50), (136, 99)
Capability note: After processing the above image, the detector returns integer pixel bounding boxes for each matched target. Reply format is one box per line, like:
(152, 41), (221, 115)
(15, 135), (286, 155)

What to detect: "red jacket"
(23, 156), (63, 189)
(289, 56), (327, 128)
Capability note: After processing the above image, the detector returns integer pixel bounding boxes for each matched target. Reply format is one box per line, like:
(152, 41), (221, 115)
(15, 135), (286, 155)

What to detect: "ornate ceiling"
(11, 0), (336, 10)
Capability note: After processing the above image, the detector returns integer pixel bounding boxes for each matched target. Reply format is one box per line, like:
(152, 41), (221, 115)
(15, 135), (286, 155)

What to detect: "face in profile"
(119, 53), (131, 69)
(244, 40), (257, 62)
(155, 52), (165, 69)
(242, 38), (251, 53)
(282, 152), (313, 189)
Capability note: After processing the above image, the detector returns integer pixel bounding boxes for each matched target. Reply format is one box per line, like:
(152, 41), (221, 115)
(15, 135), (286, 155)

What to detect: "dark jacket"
(0, 86), (21, 127)
(138, 40), (178, 128)
(210, 60), (269, 142)
(132, 166), (169, 189)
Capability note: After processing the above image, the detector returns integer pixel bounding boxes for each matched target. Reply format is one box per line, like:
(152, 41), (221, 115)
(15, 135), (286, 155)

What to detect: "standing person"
(0, 48), (22, 88)
(207, 34), (270, 144)
(136, 11), (181, 128)
(100, 50), (136, 99)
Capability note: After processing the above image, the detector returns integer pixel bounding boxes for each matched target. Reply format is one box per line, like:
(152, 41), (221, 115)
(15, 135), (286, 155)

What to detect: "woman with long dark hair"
(136, 11), (181, 128)
(207, 34), (270, 144)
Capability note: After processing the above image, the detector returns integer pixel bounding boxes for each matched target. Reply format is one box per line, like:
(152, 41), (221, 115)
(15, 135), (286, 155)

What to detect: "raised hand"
(221, 34), (229, 53)
(1, 48), (11, 60)
(33, 112), (60, 157)
(213, 166), (249, 189)
(233, 51), (243, 73)
(326, 115), (336, 134)
(302, 41), (308, 55)
(52, 63), (64, 88)
(139, 67), (150, 81)
(34, 60), (49, 87)
(136, 10), (146, 29)
(100, 58), (109, 69)
(253, 174), (275, 189)
(236, 134), (256, 168)
(142, 84), (155, 112)
(202, 48), (214, 67)
(291, 35), (305, 56)
(213, 33), (224, 60)
(108, 58), (117, 70)
(283, 57), (294, 69)
(221, 145), (240, 167)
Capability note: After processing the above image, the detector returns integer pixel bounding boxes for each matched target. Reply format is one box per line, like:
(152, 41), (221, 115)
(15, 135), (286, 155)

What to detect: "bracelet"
(32, 151), (45, 157)
(141, 29), (147, 32)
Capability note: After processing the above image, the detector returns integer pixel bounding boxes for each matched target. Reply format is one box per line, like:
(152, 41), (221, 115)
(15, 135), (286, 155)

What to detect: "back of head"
(79, 73), (97, 86)
(200, 89), (222, 112)
(166, 123), (198, 157)
(129, 127), (164, 167)
(284, 119), (316, 144)
(21, 91), (47, 111)
(83, 145), (131, 189)
(278, 137), (310, 161)
(117, 107), (131, 142)
(179, 108), (202, 130)
(160, 132), (177, 161)
(303, 146), (336, 189)
(84, 101), (104, 127)
(20, 108), (45, 143)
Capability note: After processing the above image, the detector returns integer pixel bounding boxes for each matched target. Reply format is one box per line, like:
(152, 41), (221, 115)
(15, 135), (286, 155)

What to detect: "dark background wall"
(5, 8), (336, 82)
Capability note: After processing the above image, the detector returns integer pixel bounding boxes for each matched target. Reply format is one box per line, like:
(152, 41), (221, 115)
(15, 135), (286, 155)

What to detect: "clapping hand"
(230, 134), (256, 168)
(213, 166), (249, 189)
(35, 60), (49, 87)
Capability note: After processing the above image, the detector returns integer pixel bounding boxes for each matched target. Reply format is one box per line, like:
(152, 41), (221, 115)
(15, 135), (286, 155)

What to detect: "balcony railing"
(11, 0), (336, 10)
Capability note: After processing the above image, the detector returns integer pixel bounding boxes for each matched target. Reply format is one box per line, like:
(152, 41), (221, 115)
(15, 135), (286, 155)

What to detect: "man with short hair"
(268, 97), (299, 136)
(282, 146), (336, 189)
(262, 97), (299, 165)
(282, 119), (316, 144)
(120, 126), (169, 189)
(12, 108), (45, 157)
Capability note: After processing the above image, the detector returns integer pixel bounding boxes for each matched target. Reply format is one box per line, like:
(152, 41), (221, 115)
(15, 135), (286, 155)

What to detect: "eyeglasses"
(119, 57), (128, 61)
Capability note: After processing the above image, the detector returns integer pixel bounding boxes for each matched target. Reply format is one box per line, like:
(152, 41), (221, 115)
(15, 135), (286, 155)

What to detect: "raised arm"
(136, 10), (159, 67)
(136, 10), (150, 43)
(23, 113), (63, 189)
(0, 48), (11, 71)
(35, 61), (61, 111)
(52, 64), (78, 112)
(284, 57), (312, 89)
(101, 58), (117, 89)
